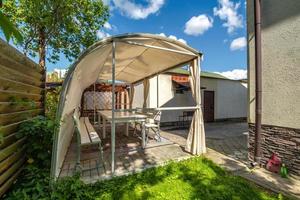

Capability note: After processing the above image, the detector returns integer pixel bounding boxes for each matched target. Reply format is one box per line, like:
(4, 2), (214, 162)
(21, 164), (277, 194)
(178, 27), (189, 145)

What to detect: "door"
(204, 91), (214, 122)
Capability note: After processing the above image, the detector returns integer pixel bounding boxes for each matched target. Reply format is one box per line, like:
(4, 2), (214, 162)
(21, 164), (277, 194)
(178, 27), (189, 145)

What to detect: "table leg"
(103, 118), (106, 139)
(98, 115), (101, 129)
(125, 123), (129, 136)
(141, 121), (146, 148)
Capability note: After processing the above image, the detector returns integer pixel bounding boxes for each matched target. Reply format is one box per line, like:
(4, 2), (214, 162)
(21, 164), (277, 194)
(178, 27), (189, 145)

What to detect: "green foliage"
(51, 174), (94, 200)
(5, 165), (51, 200)
(2, 0), (109, 65)
(0, 11), (23, 43)
(16, 116), (56, 168)
(46, 87), (61, 120)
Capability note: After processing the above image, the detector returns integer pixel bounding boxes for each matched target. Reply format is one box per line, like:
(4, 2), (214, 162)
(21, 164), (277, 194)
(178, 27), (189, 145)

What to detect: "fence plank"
(0, 147), (25, 174)
(0, 64), (42, 87)
(0, 53), (42, 79)
(0, 109), (42, 126)
(0, 90), (42, 102)
(0, 102), (42, 114)
(0, 138), (26, 162)
(0, 132), (17, 149)
(0, 77), (43, 95)
(0, 167), (23, 197)
(0, 156), (25, 185)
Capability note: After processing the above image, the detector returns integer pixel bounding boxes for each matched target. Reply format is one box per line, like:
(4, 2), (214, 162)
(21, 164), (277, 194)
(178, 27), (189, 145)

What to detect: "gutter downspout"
(254, 0), (262, 164)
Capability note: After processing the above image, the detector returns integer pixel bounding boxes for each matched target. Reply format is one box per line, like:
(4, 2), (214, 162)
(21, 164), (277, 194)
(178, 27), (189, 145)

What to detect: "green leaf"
(0, 11), (23, 43)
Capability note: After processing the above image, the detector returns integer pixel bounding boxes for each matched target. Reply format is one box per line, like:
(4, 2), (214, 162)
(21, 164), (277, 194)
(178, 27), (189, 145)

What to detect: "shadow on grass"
(89, 157), (288, 200)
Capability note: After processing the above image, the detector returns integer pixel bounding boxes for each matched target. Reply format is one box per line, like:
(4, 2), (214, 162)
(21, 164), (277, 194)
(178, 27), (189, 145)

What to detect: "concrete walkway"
(205, 148), (300, 199)
(162, 121), (249, 163)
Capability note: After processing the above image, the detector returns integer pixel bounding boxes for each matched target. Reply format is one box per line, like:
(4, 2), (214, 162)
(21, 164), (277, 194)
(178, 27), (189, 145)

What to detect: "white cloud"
(213, 0), (243, 33)
(184, 14), (213, 36)
(97, 30), (111, 39)
(158, 33), (187, 44)
(216, 69), (247, 80)
(112, 0), (165, 19)
(103, 22), (112, 30)
(230, 37), (246, 50)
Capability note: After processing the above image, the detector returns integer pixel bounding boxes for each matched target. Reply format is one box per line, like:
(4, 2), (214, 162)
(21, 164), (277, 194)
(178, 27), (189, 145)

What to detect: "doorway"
(204, 91), (214, 122)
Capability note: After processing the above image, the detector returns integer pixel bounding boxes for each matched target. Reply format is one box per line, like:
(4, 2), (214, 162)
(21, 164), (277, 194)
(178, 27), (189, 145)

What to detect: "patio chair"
(144, 111), (162, 143)
(133, 110), (162, 144)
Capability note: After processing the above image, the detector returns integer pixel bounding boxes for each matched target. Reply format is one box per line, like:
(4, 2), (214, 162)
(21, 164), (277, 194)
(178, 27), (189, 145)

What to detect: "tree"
(2, 0), (109, 70)
(0, 0), (23, 42)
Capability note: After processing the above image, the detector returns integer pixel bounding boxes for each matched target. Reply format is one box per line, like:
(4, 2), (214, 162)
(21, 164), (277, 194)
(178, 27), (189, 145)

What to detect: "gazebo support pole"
(111, 41), (116, 174)
(157, 74), (159, 108)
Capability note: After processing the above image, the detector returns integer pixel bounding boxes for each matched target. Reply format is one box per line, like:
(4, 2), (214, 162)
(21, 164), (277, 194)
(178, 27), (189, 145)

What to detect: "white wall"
(200, 78), (247, 120)
(215, 79), (247, 119)
(133, 74), (247, 122)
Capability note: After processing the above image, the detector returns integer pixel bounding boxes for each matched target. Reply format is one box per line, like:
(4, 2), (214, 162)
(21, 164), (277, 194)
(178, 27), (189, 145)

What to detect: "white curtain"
(143, 79), (150, 109)
(186, 58), (206, 154)
(129, 84), (135, 109)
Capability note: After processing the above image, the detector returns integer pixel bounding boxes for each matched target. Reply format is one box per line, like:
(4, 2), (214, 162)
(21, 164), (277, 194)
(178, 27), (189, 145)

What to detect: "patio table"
(97, 111), (148, 148)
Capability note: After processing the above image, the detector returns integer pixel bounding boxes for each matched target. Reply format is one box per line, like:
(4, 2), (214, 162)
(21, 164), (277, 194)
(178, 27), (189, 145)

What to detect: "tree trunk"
(38, 28), (46, 70)
(38, 27), (46, 116)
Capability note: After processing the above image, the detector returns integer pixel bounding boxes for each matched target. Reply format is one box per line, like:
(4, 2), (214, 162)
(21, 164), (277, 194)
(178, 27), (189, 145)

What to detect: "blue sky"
(4, 0), (248, 79)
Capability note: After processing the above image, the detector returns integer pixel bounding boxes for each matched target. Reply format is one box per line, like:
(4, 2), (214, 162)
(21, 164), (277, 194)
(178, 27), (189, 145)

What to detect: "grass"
(83, 157), (288, 200)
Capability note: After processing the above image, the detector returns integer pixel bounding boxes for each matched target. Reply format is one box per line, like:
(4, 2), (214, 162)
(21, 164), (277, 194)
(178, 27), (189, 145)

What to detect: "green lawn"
(79, 157), (287, 200)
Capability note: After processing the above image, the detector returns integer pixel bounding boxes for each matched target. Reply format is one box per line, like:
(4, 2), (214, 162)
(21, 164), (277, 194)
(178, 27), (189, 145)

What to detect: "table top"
(97, 111), (148, 121)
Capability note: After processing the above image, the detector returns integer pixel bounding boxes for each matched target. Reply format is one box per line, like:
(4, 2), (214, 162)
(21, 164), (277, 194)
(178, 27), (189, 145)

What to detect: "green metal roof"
(167, 68), (229, 80)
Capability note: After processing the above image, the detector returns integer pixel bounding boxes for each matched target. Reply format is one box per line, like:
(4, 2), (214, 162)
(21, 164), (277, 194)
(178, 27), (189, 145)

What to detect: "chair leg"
(145, 128), (149, 145)
(98, 143), (105, 173)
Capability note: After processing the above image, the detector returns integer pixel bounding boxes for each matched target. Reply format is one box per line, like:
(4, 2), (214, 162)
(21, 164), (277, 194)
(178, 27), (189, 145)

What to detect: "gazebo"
(50, 33), (206, 179)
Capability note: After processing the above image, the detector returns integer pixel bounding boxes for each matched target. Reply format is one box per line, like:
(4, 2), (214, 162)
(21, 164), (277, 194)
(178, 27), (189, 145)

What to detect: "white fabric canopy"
(186, 59), (206, 154)
(51, 33), (204, 178)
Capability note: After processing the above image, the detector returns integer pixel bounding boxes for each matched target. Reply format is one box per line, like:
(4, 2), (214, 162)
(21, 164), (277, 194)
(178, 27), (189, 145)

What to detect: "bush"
(46, 87), (61, 120)
(16, 116), (56, 168)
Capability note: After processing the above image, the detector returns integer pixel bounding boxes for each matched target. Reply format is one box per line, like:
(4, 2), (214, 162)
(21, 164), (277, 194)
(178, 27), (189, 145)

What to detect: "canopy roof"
(51, 33), (202, 178)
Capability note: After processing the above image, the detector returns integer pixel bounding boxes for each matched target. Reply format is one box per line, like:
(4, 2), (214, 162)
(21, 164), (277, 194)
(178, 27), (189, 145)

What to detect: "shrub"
(16, 116), (56, 168)
(46, 87), (61, 120)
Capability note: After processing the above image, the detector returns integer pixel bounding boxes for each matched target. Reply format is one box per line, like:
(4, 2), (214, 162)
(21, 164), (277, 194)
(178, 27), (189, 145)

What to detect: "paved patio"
(161, 121), (249, 163)
(59, 125), (191, 183)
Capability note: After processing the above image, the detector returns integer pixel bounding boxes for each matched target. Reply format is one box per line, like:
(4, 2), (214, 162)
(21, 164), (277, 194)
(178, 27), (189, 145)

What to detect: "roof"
(167, 68), (229, 80)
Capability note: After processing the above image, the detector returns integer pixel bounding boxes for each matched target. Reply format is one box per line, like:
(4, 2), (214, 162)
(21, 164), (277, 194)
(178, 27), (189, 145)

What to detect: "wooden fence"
(0, 39), (45, 196)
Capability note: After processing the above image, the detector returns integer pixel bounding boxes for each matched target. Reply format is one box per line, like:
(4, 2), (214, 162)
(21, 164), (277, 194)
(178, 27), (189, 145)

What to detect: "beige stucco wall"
(201, 78), (247, 120)
(247, 0), (300, 129)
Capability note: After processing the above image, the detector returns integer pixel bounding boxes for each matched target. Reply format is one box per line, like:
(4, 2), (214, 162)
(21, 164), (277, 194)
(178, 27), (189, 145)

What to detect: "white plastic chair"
(144, 111), (162, 143)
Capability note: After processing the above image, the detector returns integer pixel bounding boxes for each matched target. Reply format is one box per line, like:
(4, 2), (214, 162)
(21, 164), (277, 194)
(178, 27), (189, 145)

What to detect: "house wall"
(247, 0), (300, 129)
(247, 0), (300, 175)
(201, 78), (247, 121)
(133, 74), (247, 123)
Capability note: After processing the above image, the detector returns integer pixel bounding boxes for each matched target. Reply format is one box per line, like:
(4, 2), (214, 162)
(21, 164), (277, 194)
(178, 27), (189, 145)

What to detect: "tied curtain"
(186, 58), (206, 154)
(129, 84), (135, 109)
(143, 78), (150, 108)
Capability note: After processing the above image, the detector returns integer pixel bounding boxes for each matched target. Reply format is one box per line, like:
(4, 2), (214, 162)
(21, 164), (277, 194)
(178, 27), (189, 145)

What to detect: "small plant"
(16, 116), (56, 168)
